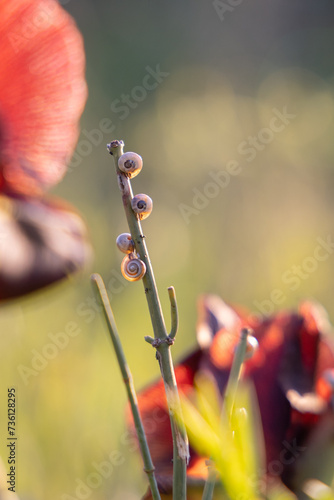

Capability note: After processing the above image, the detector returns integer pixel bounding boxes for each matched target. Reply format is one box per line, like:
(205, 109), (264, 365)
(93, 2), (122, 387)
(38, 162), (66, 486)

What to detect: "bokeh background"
(1, 0), (334, 498)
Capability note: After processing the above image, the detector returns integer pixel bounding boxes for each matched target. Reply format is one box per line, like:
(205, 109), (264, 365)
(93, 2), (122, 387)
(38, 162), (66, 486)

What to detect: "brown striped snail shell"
(121, 253), (146, 282)
(131, 194), (153, 220)
(116, 233), (135, 254)
(118, 152), (143, 178)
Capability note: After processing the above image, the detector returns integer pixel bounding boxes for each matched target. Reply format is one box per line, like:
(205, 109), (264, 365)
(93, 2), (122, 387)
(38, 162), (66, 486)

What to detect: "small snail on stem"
(116, 233), (135, 254)
(118, 152), (143, 178)
(121, 252), (146, 282)
(107, 140), (188, 499)
(131, 194), (153, 220)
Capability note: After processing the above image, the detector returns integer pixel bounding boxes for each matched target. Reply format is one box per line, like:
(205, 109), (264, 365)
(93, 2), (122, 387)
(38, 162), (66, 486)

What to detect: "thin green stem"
(202, 480), (216, 500)
(223, 328), (250, 417)
(168, 286), (178, 339)
(91, 273), (161, 500)
(201, 462), (217, 500)
(201, 328), (250, 498)
(107, 140), (189, 500)
(108, 140), (166, 341)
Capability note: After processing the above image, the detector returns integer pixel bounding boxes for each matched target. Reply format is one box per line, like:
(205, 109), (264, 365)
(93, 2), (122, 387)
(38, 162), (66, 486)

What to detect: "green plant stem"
(91, 273), (161, 500)
(201, 463), (217, 500)
(168, 286), (178, 339)
(224, 328), (250, 417)
(108, 140), (189, 500)
(201, 328), (250, 499)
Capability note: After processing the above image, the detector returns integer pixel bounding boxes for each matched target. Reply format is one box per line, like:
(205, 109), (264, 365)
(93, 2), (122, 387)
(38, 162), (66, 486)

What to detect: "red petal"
(0, 195), (91, 299)
(135, 296), (334, 497)
(196, 294), (242, 350)
(0, 0), (87, 195)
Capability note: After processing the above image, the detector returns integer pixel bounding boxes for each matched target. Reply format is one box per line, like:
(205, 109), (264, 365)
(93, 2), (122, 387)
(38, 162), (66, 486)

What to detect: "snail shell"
(121, 253), (146, 282)
(131, 194), (153, 220)
(116, 233), (135, 254)
(118, 152), (143, 178)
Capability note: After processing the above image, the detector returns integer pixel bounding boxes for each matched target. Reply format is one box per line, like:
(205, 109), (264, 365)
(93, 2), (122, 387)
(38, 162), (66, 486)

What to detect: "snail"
(121, 253), (146, 282)
(118, 152), (143, 178)
(116, 233), (135, 254)
(131, 194), (153, 220)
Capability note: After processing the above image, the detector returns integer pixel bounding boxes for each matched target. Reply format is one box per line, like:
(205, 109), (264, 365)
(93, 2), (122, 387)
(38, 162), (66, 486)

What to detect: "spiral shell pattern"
(131, 194), (153, 220)
(118, 152), (143, 178)
(121, 254), (146, 281)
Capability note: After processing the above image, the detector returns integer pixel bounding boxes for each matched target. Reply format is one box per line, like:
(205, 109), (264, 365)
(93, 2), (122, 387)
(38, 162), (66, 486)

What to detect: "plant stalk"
(108, 140), (189, 500)
(201, 462), (217, 500)
(224, 327), (250, 417)
(91, 273), (161, 500)
(201, 328), (250, 498)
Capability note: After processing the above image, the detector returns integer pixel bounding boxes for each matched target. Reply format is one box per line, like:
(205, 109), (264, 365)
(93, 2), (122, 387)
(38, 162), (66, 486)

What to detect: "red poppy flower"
(0, 0), (90, 299)
(133, 296), (334, 498)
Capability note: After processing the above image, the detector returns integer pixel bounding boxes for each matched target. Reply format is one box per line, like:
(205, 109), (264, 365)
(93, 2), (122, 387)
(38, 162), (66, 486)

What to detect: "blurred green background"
(1, 0), (334, 498)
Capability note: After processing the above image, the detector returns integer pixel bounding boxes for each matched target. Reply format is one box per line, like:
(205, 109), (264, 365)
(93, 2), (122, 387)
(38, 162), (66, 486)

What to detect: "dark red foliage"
(133, 296), (334, 498)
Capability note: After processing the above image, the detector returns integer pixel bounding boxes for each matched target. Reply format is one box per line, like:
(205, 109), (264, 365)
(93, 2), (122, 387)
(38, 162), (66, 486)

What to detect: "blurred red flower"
(134, 296), (334, 498)
(0, 0), (90, 299)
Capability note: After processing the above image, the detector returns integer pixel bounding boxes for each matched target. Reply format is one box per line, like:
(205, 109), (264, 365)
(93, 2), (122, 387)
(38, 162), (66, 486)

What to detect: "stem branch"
(91, 273), (161, 500)
(168, 286), (178, 339)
